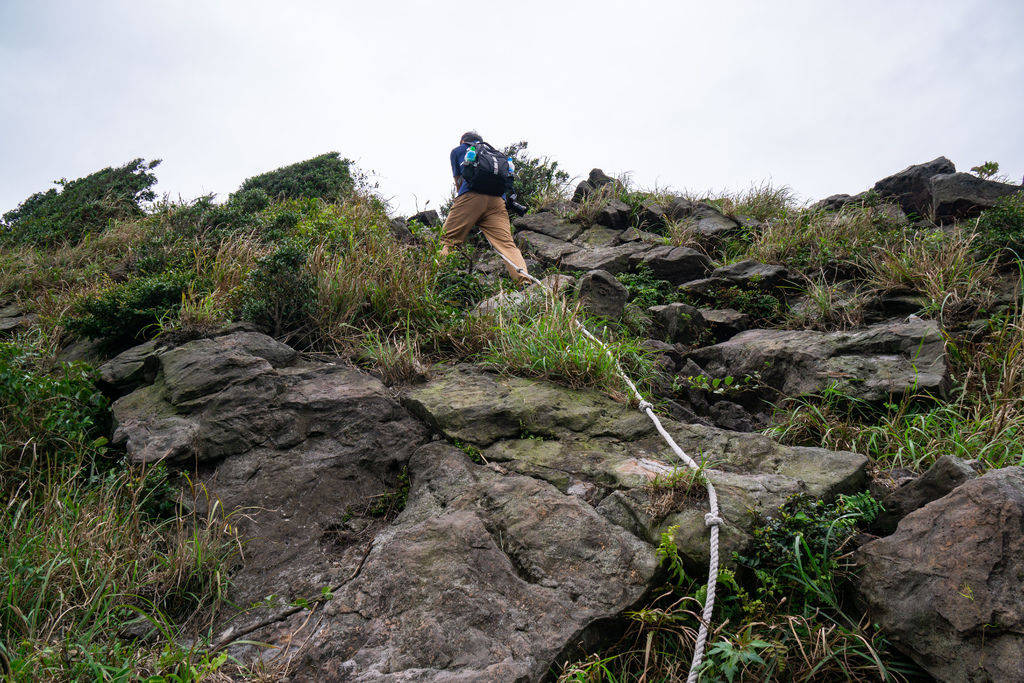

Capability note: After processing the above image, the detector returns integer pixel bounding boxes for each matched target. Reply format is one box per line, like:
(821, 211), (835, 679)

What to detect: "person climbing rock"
(440, 130), (531, 285)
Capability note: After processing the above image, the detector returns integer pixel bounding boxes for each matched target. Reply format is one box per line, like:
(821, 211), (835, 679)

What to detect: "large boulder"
(872, 156), (956, 217)
(872, 454), (978, 535)
(576, 269), (629, 319)
(686, 319), (949, 401)
(648, 302), (708, 344)
(629, 245), (712, 284)
(561, 242), (650, 274)
(857, 467), (1024, 682)
(515, 230), (580, 265)
(405, 366), (868, 571)
(930, 174), (1023, 223)
(712, 260), (789, 290)
(513, 213), (583, 243)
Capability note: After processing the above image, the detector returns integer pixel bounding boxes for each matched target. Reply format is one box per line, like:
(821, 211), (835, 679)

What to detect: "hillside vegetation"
(1, 150), (1022, 681)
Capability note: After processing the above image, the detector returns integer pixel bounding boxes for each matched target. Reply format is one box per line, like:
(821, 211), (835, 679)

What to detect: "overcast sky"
(2, 0), (1022, 218)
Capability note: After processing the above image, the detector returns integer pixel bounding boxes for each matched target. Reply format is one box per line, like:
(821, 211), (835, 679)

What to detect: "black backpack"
(462, 142), (513, 196)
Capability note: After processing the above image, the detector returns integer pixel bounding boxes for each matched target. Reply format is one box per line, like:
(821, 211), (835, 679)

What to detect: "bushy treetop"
(235, 152), (354, 202)
(2, 159), (160, 247)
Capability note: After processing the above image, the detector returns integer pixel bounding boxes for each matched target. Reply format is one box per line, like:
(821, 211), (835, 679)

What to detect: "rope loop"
(637, 400), (653, 412)
(704, 513), (724, 528)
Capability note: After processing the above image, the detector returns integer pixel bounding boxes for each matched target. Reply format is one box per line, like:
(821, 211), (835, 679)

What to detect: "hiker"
(440, 131), (531, 285)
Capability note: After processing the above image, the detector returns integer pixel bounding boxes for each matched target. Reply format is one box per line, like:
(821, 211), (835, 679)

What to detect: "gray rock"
(686, 206), (742, 241)
(648, 302), (707, 344)
(638, 199), (669, 230)
(561, 243), (650, 274)
(857, 467), (1024, 682)
(699, 308), (750, 342)
(872, 156), (956, 217)
(99, 340), (161, 394)
(513, 213), (583, 243)
(596, 199), (632, 230)
(687, 319), (949, 402)
(577, 269), (629, 319)
(620, 226), (664, 243)
(408, 209), (440, 228)
(680, 277), (733, 298)
(629, 245), (712, 284)
(873, 454), (978, 535)
(708, 400), (756, 432)
(515, 230), (580, 265)
(388, 217), (414, 242)
(406, 366), (868, 569)
(930, 173), (1023, 223)
(712, 260), (789, 289)
(288, 443), (658, 681)
(666, 197), (698, 220)
(588, 168), (617, 189)
(576, 226), (623, 248)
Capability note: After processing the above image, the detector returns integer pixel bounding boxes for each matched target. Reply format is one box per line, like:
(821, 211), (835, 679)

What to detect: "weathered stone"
(515, 230), (580, 265)
(408, 209), (440, 228)
(712, 259), (789, 289)
(629, 245), (712, 284)
(577, 269), (629, 319)
(513, 212), (583, 243)
(406, 366), (868, 569)
(699, 308), (750, 342)
(388, 217), (414, 242)
(561, 243), (650, 274)
(708, 400), (756, 432)
(930, 174), (1023, 223)
(872, 156), (956, 217)
(680, 277), (733, 298)
(576, 226), (623, 248)
(638, 199), (669, 230)
(666, 197), (697, 220)
(648, 302), (707, 344)
(99, 340), (161, 394)
(686, 319), (949, 401)
(857, 467), (1024, 682)
(284, 443), (658, 681)
(596, 199), (632, 229)
(588, 168), (616, 189)
(873, 454), (978, 535)
(620, 226), (663, 243)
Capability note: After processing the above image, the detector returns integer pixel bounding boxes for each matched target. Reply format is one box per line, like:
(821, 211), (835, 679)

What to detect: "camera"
(506, 197), (528, 217)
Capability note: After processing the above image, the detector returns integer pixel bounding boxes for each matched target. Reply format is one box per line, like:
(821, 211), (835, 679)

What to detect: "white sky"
(1, 0), (1022, 218)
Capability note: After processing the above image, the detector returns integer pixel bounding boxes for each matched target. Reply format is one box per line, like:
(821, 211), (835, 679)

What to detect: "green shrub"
(2, 159), (160, 246)
(0, 340), (109, 470)
(502, 141), (571, 206)
(236, 152), (354, 202)
(67, 270), (198, 345)
(239, 240), (315, 338)
(976, 190), (1024, 259)
(616, 265), (676, 308)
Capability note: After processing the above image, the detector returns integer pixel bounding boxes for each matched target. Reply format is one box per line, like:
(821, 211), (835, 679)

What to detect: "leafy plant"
(976, 190), (1024, 259)
(502, 141), (571, 207)
(2, 159), (160, 246)
(66, 270), (199, 346)
(240, 240), (315, 339)
(236, 152), (354, 202)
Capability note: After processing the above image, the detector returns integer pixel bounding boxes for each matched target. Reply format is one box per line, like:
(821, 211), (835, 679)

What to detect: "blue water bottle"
(465, 146), (477, 163)
(507, 157), (515, 174)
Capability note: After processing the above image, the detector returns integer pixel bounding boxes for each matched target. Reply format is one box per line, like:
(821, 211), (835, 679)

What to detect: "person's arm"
(454, 176), (462, 191)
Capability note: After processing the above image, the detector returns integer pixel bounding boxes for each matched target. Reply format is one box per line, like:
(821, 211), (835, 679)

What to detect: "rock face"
(857, 467), (1024, 683)
(686, 319), (949, 401)
(576, 269), (629, 319)
(872, 454), (978, 535)
(405, 366), (868, 571)
(872, 156), (956, 217)
(930, 173), (1022, 223)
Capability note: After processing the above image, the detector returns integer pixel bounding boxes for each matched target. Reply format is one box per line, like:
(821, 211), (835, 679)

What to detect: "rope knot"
(637, 400), (653, 413)
(704, 513), (724, 528)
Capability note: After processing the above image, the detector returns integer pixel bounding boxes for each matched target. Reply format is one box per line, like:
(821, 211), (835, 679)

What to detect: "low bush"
(236, 152), (354, 202)
(976, 190), (1024, 260)
(66, 270), (200, 346)
(239, 240), (316, 340)
(2, 159), (160, 247)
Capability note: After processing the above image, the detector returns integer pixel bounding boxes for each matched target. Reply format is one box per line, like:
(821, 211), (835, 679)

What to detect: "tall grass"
(480, 293), (653, 399)
(1, 335), (236, 680)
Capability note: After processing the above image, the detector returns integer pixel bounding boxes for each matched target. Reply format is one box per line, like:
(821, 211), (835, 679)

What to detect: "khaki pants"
(441, 192), (530, 284)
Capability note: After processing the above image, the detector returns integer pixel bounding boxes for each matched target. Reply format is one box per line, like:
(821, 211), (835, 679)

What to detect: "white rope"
(494, 254), (722, 681)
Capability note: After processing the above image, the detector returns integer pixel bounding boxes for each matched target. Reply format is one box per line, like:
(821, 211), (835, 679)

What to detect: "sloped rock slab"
(280, 443), (657, 681)
(513, 213), (583, 243)
(515, 230), (580, 265)
(560, 243), (650, 274)
(930, 173), (1023, 223)
(857, 467), (1024, 682)
(405, 367), (867, 567)
(687, 319), (949, 401)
